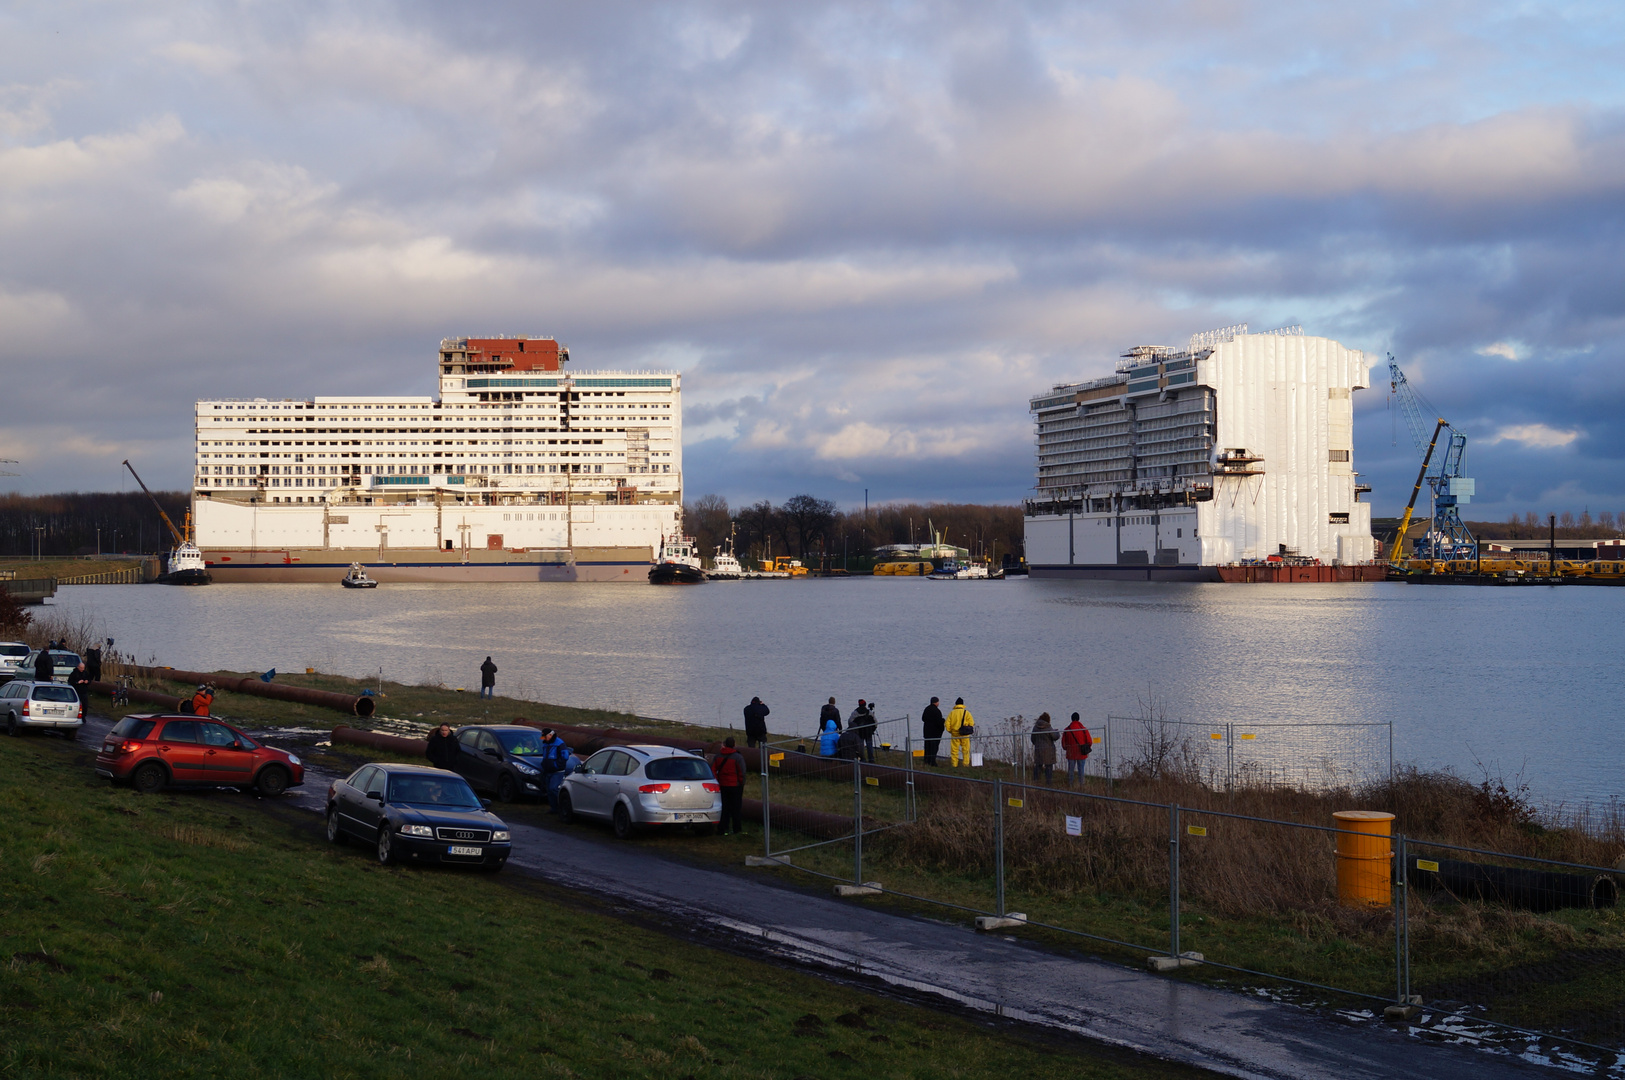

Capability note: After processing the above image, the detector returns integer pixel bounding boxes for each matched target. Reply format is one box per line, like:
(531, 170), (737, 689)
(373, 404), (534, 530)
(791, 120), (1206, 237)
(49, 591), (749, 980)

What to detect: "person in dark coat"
(34, 648), (55, 683)
(84, 645), (102, 684)
(426, 723), (459, 770)
(479, 657), (497, 698)
(848, 699), (877, 763)
(1030, 712), (1059, 784)
(742, 696), (770, 748)
(819, 696), (841, 732)
(712, 736), (747, 835)
(921, 697), (945, 766)
(835, 726), (863, 761)
(67, 662), (91, 702)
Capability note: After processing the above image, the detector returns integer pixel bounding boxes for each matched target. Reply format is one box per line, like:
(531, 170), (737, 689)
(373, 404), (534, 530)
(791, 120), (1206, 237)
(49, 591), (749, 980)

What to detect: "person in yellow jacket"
(944, 697), (975, 767)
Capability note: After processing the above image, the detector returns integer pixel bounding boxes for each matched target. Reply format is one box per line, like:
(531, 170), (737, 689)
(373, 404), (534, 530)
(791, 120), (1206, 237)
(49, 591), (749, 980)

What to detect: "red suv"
(96, 714), (304, 796)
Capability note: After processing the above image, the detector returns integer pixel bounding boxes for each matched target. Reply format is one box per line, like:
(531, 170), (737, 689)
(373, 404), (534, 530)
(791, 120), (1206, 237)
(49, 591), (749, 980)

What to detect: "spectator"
(84, 644), (102, 684)
(835, 726), (864, 761)
(712, 736), (747, 836)
(33, 648), (53, 683)
(67, 662), (91, 702)
(945, 698), (975, 767)
(817, 715), (840, 757)
(479, 657), (498, 698)
(921, 697), (945, 766)
(1030, 713), (1059, 784)
(426, 723), (458, 770)
(191, 683), (215, 717)
(538, 728), (570, 812)
(819, 696), (842, 732)
(742, 696), (770, 748)
(1061, 713), (1093, 787)
(850, 700), (878, 763)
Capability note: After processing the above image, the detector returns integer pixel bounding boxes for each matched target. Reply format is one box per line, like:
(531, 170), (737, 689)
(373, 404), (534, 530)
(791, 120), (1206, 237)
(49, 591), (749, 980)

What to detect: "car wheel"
(612, 802), (634, 840)
(5, 713), (17, 736)
(496, 773), (517, 804)
(558, 789), (576, 825)
(132, 761), (167, 795)
(325, 807), (345, 845)
(255, 766), (290, 798)
(376, 827), (396, 866)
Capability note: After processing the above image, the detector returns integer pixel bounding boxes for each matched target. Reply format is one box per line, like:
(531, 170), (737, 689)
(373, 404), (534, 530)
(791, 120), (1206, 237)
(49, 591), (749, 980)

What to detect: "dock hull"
(1031, 563), (1386, 583)
(201, 546), (651, 583)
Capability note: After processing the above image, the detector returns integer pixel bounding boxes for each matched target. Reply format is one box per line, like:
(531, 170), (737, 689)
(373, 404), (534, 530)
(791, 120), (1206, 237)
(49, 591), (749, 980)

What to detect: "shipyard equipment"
(1386, 356), (1475, 563)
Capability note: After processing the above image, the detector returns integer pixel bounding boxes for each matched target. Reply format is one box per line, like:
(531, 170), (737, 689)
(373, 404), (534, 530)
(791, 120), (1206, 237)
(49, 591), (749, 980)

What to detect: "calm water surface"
(52, 578), (1623, 806)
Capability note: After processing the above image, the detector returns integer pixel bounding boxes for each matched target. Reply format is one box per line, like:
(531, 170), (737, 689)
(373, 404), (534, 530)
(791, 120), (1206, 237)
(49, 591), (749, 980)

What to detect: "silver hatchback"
(559, 744), (721, 838)
(1, 680), (84, 737)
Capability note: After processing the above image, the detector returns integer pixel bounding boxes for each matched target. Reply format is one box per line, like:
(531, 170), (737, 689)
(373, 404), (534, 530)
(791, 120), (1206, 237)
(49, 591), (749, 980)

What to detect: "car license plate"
(448, 845), (482, 856)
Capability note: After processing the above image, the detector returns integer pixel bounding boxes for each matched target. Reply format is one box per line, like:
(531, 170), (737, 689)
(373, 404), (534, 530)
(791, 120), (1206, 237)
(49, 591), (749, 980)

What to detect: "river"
(47, 578), (1624, 808)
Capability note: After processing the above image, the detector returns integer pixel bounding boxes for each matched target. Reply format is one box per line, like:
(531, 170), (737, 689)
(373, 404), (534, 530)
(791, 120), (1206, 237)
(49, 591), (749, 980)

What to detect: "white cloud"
(1487, 424), (1581, 449)
(1478, 342), (1520, 361)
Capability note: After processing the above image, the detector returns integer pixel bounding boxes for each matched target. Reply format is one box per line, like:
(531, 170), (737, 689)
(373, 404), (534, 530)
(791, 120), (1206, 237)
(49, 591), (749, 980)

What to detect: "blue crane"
(1386, 354), (1476, 562)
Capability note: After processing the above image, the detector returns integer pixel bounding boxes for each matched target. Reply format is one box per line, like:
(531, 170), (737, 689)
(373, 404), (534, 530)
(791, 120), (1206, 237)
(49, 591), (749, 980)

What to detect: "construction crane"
(1386, 355), (1475, 563)
(123, 459), (188, 548)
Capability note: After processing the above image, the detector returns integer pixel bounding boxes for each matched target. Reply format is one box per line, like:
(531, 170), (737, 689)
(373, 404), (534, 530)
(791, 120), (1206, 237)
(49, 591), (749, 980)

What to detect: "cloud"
(1478, 342), (1520, 361)
(1487, 424), (1582, 449)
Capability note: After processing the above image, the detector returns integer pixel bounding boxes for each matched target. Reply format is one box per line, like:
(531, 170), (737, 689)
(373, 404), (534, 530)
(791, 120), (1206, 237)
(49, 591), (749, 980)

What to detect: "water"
(49, 578), (1624, 807)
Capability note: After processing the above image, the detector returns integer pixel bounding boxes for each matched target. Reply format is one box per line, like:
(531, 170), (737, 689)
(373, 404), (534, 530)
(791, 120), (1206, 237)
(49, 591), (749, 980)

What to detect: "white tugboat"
(709, 526), (744, 580)
(123, 459), (212, 585)
(649, 534), (707, 585)
(341, 563), (379, 589)
(928, 559), (991, 580)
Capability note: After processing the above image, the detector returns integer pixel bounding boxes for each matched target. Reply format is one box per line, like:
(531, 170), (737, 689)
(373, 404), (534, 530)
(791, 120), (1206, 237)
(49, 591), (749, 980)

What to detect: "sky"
(2, 0), (1623, 520)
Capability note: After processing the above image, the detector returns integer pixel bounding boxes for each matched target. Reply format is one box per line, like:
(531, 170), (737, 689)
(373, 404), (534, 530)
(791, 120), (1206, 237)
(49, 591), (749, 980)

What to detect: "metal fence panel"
(1104, 716), (1393, 794)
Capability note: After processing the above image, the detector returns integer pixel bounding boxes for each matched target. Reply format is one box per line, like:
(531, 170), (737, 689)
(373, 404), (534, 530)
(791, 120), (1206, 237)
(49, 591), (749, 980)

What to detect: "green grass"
(0, 731), (1207, 1080)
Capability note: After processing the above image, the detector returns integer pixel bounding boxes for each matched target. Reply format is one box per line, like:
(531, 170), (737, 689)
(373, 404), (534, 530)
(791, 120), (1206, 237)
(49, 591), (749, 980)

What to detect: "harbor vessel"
(708, 530), (744, 580)
(928, 560), (991, 580)
(341, 563), (379, 588)
(191, 336), (683, 582)
(648, 535), (706, 585)
(1024, 325), (1380, 582)
(123, 459), (212, 585)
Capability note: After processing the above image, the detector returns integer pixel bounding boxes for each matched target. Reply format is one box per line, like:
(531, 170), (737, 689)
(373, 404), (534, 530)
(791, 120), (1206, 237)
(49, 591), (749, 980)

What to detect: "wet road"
(77, 715), (1563, 1079)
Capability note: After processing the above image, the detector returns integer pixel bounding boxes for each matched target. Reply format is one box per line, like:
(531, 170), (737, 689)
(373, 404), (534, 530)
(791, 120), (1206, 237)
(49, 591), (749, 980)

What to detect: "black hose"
(1408, 855), (1617, 913)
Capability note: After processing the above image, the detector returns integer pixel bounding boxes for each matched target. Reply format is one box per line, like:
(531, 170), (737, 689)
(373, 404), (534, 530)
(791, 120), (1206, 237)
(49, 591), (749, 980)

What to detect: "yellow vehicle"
(769, 556), (808, 577)
(873, 560), (932, 576)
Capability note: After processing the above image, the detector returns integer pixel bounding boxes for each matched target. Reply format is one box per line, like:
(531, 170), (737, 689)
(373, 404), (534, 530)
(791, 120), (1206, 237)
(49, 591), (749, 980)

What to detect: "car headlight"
(399, 824), (433, 837)
(492, 831), (510, 842)
(512, 761), (538, 776)
(286, 754), (301, 766)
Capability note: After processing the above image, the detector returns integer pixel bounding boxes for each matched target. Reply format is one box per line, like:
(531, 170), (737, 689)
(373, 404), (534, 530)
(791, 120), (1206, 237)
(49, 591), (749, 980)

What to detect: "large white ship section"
(1024, 326), (1376, 581)
(192, 336), (683, 582)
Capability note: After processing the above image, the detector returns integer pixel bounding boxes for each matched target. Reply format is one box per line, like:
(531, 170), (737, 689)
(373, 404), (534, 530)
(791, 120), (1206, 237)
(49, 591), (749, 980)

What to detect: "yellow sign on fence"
(1239, 733), (1257, 740)
(1209, 733), (1223, 740)
(769, 753), (784, 767)
(1187, 825), (1208, 837)
(1416, 859), (1440, 873)
(865, 776), (880, 786)
(1007, 798), (1024, 808)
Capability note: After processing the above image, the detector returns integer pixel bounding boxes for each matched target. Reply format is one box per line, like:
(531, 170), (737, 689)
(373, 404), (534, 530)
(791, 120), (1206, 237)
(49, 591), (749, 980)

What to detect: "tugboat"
(341, 563), (379, 589)
(123, 459), (212, 585)
(649, 534), (708, 585)
(928, 559), (991, 580)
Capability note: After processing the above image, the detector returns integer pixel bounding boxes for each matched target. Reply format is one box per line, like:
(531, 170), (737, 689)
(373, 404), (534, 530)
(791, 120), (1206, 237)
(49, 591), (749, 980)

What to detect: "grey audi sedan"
(558, 745), (721, 839)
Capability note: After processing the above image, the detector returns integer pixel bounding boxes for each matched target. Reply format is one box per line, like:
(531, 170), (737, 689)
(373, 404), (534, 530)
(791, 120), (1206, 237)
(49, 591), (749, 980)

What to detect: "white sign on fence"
(1065, 815), (1082, 837)
(971, 753), (984, 767)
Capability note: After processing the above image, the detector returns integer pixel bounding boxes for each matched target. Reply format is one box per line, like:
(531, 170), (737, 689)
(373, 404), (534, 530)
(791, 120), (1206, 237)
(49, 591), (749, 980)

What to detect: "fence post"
(1169, 802), (1181, 959)
(853, 757), (863, 885)
(1105, 716), (1113, 794)
(1226, 721), (1234, 807)
(1388, 722), (1395, 787)
(905, 733), (916, 822)
(994, 777), (1006, 917)
(1396, 832), (1410, 1003)
(761, 742), (772, 857)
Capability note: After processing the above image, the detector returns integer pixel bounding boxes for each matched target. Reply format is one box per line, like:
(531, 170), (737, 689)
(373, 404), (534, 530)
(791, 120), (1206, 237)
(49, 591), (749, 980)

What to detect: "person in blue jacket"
(538, 729), (571, 812)
(817, 715), (840, 757)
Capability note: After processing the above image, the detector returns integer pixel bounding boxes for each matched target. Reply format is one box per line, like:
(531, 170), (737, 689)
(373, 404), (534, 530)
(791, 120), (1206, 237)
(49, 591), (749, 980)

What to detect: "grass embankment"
(1, 557), (145, 582)
(0, 734), (1206, 1080)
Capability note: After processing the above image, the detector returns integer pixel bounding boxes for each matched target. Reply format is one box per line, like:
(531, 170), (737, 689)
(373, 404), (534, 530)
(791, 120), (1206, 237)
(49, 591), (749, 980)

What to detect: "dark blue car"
(326, 763), (511, 871)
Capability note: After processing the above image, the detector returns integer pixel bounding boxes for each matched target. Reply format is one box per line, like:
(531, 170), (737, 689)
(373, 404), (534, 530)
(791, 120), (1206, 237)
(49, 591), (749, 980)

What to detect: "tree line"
(683, 494), (1024, 566)
(1469, 512), (1625, 541)
(0, 492), (190, 557)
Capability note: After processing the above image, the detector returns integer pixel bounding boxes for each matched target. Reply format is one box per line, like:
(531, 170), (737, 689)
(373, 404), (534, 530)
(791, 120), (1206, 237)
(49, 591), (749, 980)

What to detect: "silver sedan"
(559, 744), (721, 838)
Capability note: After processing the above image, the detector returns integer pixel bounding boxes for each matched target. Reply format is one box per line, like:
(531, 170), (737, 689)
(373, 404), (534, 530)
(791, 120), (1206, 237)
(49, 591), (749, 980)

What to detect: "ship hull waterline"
(1030, 563), (1388, 583)
(201, 548), (652, 584)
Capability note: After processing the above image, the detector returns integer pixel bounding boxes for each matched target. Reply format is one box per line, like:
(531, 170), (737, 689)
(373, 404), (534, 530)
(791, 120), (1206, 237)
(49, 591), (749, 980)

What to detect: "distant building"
(1024, 325), (1376, 580)
(192, 335), (682, 582)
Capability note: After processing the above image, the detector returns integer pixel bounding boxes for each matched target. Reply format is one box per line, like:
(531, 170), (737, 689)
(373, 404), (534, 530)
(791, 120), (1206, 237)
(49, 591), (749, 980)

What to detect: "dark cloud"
(0, 0), (1620, 522)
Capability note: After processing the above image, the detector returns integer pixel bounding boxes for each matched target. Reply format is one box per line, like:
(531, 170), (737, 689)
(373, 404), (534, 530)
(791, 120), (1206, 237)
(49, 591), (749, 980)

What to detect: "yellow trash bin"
(1333, 810), (1394, 907)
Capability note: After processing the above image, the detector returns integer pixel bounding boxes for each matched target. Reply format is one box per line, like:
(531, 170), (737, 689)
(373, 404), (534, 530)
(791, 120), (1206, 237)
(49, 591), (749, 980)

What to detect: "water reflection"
(50, 577), (1625, 806)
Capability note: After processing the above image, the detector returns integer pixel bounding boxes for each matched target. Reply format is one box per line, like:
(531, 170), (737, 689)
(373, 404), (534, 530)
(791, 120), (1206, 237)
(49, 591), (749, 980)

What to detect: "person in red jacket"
(1061, 712), (1092, 787)
(712, 736), (747, 836)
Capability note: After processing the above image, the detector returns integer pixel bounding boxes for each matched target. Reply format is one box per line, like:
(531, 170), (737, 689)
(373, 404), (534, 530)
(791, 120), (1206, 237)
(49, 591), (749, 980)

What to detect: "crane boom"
(1385, 355), (1476, 563)
(122, 460), (187, 548)
(1389, 419), (1445, 564)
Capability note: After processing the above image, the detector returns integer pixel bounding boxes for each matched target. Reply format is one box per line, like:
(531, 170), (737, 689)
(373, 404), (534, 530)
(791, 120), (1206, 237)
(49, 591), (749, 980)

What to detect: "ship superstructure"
(1024, 325), (1377, 580)
(192, 336), (683, 582)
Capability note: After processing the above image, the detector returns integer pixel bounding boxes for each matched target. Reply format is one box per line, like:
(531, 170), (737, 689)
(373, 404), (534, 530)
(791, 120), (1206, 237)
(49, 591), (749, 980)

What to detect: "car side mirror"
(482, 747), (501, 758)
(481, 798), (492, 809)
(367, 791), (383, 802)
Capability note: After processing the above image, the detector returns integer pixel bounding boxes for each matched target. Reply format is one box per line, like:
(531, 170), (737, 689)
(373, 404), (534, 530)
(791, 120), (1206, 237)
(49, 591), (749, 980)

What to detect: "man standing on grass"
(921, 697), (945, 766)
(712, 736), (747, 835)
(479, 657), (497, 699)
(819, 696), (842, 732)
(1061, 713), (1092, 787)
(742, 696), (770, 748)
(426, 723), (458, 770)
(945, 698), (975, 767)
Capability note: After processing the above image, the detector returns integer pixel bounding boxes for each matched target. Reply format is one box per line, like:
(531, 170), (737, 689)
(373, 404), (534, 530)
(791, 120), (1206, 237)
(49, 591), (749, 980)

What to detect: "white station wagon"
(559, 744), (721, 838)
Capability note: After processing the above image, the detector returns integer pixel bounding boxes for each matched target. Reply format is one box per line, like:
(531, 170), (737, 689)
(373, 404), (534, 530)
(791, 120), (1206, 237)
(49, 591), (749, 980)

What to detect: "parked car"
(0, 680), (83, 737)
(325, 763), (510, 871)
(0, 642), (31, 684)
(559, 744), (721, 839)
(447, 724), (562, 802)
(94, 714), (304, 796)
(23, 649), (80, 683)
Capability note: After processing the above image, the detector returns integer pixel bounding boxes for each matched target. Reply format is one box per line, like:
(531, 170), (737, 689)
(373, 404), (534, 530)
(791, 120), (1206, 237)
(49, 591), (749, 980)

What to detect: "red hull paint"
(1215, 564), (1388, 583)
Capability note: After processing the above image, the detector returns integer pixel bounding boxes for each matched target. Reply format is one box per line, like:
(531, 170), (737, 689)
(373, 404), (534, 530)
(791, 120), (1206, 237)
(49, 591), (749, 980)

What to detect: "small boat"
(341, 563), (379, 589)
(928, 559), (991, 581)
(709, 527), (743, 580)
(158, 541), (213, 586)
(649, 534), (707, 585)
